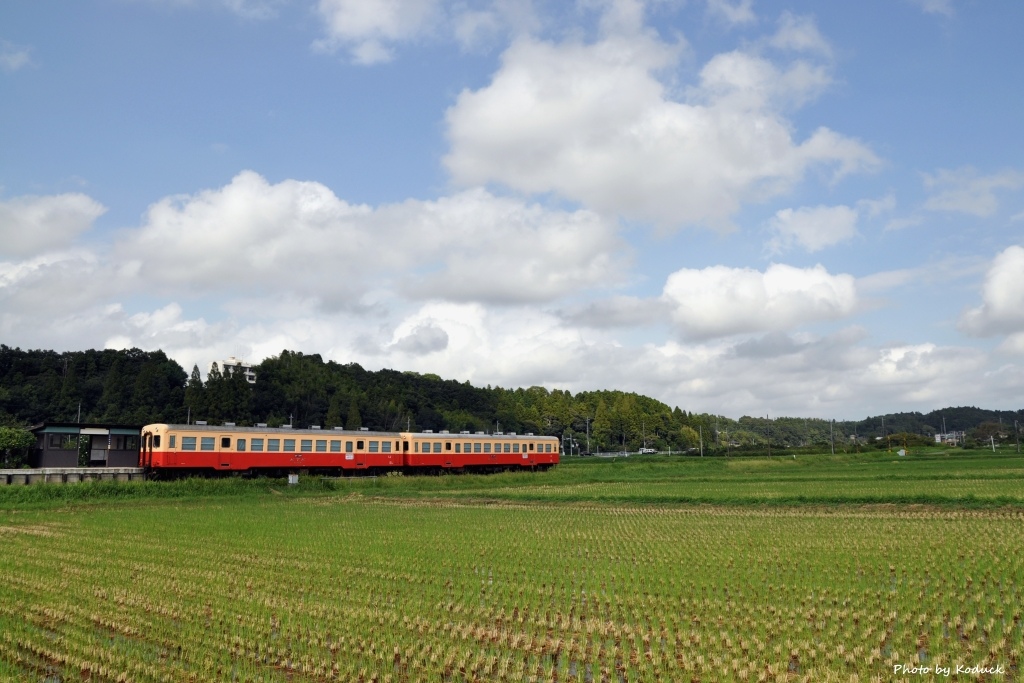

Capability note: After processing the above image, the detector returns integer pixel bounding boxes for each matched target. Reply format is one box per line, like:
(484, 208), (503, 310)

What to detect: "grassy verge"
(3, 448), (1021, 510)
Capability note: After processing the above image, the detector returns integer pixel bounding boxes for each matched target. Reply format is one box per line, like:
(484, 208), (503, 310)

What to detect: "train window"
(252, 438), (264, 452)
(284, 439), (295, 452)
(504, 443), (511, 453)
(455, 443), (461, 453)
(237, 439), (246, 452)
(201, 437), (215, 451)
(382, 441), (392, 453)
(330, 440), (341, 452)
(154, 435), (161, 448)
(513, 443), (520, 453)
(445, 442), (452, 451)
(316, 440), (326, 452)
(182, 437), (196, 451)
(369, 441), (379, 452)
(433, 442), (442, 453)
(414, 442), (419, 453)
(169, 435), (175, 448)
(346, 441), (353, 452)
(474, 442), (481, 453)
(529, 443), (534, 451)
(301, 439), (312, 452)
(483, 443), (491, 453)
(268, 439), (280, 451)
(357, 440), (364, 450)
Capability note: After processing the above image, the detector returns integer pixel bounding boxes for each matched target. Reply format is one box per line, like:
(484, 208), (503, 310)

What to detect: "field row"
(2, 496), (1022, 681)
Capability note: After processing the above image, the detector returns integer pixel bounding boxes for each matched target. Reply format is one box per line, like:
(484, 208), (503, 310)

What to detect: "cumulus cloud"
(769, 12), (831, 56)
(959, 245), (1024, 338)
(923, 167), (1024, 217)
(116, 171), (624, 307)
(706, 0), (756, 26)
(388, 322), (449, 355)
(313, 0), (541, 61)
(559, 296), (671, 329)
(0, 41), (32, 72)
(444, 26), (877, 229)
(767, 204), (858, 253)
(0, 193), (107, 258)
(314, 0), (442, 63)
(662, 263), (857, 339)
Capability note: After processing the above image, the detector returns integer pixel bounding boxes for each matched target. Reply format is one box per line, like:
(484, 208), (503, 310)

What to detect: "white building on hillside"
(212, 356), (257, 384)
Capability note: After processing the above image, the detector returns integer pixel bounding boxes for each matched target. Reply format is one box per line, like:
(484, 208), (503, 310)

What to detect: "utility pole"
(585, 416), (591, 455)
(830, 419), (834, 456)
(699, 425), (703, 457)
(766, 414), (771, 458)
(1016, 420), (1020, 454)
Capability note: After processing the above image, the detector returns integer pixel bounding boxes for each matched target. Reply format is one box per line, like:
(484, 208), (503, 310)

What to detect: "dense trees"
(1, 345), (1020, 453)
(0, 346), (187, 426)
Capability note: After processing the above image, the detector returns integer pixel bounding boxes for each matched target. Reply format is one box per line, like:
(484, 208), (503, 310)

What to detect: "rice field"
(0, 451), (1022, 681)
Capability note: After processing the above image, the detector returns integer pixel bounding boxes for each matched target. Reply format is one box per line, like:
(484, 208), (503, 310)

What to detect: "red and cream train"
(140, 423), (559, 475)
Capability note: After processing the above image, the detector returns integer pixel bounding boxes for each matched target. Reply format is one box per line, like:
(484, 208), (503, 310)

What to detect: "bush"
(0, 426), (35, 468)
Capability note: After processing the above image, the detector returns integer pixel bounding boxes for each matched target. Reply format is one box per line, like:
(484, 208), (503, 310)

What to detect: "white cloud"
(127, 0), (284, 20)
(0, 193), (107, 258)
(221, 0), (283, 19)
(661, 263), (857, 339)
(314, 0), (443, 63)
(769, 12), (831, 57)
(856, 193), (896, 219)
(116, 171), (624, 307)
(313, 0), (540, 61)
(959, 245), (1024, 337)
(0, 41), (31, 72)
(444, 28), (877, 229)
(923, 167), (1024, 217)
(767, 204), (858, 253)
(908, 0), (954, 17)
(706, 0), (755, 26)
(559, 296), (670, 329)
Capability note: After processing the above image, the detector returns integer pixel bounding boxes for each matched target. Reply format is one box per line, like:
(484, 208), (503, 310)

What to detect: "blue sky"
(2, 0), (1023, 420)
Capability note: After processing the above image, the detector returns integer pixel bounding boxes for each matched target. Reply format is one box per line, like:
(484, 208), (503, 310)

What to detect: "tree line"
(1, 345), (1021, 460)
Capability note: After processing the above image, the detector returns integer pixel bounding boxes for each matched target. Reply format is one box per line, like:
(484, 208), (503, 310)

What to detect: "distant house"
(934, 431), (966, 445)
(29, 423), (141, 468)
(213, 356), (257, 384)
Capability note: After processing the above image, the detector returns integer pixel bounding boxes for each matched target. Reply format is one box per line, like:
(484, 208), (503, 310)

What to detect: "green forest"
(1, 345), (1021, 455)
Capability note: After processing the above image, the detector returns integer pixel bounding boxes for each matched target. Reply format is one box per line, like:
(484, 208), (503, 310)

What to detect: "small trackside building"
(29, 423), (142, 468)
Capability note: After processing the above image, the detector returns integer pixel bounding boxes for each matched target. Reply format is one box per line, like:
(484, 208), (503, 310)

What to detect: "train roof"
(144, 424), (557, 440)
(145, 424), (397, 437)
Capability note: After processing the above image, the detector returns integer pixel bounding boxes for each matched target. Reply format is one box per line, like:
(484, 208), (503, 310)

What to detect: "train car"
(140, 424), (403, 475)
(140, 423), (559, 475)
(403, 430), (558, 472)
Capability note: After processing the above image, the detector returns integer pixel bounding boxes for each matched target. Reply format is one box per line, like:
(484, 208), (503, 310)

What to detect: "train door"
(217, 434), (232, 469)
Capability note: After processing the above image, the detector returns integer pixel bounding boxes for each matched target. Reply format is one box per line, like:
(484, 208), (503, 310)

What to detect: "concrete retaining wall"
(0, 468), (146, 485)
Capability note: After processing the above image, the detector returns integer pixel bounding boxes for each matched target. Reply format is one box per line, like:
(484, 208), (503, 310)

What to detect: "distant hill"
(1, 345), (1020, 452)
